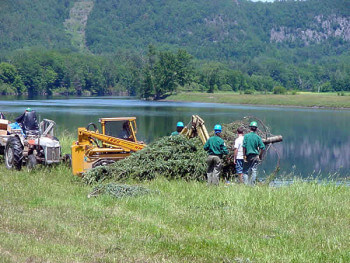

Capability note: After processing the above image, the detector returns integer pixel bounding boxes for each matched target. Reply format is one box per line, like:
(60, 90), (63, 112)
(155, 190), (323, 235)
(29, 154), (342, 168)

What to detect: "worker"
(118, 121), (131, 140)
(204, 124), (228, 185)
(171, 121), (184, 136)
(233, 127), (244, 183)
(242, 121), (265, 185)
(15, 108), (39, 136)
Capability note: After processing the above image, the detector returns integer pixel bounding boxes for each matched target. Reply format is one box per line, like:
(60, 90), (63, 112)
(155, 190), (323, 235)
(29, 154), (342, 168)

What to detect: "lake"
(0, 96), (349, 178)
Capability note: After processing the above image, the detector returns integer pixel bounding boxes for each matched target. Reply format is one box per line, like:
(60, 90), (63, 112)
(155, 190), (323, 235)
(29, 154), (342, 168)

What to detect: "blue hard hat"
(177, 121), (184, 127)
(214, 124), (222, 132)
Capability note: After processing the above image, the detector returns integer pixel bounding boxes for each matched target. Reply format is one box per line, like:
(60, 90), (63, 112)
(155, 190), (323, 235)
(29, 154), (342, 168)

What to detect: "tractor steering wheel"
(86, 123), (98, 132)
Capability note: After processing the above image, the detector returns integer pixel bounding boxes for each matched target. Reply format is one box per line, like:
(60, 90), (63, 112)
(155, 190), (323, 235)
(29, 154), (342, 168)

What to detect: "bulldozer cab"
(99, 117), (138, 142)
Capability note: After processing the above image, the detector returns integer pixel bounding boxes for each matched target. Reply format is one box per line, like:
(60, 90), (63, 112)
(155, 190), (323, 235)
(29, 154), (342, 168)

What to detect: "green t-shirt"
(243, 132), (265, 156)
(203, 135), (228, 156)
(171, 131), (179, 136)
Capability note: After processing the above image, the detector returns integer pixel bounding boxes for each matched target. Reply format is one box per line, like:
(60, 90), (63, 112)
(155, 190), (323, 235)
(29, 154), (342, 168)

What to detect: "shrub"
(273, 86), (287, 94)
(243, 89), (255, 94)
(220, 84), (233, 91)
(184, 82), (206, 92)
(319, 82), (332, 92)
(207, 84), (218, 93)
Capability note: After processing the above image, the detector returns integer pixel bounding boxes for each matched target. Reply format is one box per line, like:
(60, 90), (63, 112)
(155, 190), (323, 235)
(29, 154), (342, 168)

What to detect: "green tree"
(142, 67), (155, 99)
(0, 62), (24, 93)
(141, 47), (194, 99)
(154, 51), (178, 99)
(175, 49), (193, 87)
(199, 62), (223, 93)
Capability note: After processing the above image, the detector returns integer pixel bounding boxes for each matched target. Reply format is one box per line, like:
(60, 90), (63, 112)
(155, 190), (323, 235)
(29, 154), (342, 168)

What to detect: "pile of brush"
(83, 117), (275, 185)
(83, 135), (207, 184)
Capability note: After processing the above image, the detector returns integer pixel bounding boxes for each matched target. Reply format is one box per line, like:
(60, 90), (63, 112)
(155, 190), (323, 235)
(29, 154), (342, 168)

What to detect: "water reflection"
(0, 96), (349, 177)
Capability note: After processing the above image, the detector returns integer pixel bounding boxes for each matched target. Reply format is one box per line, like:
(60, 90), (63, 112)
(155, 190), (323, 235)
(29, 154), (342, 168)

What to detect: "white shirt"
(234, 135), (244, 160)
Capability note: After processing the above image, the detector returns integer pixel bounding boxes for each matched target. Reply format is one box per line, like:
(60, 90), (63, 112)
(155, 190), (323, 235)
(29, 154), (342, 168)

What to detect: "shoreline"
(163, 99), (350, 110)
(164, 93), (350, 110)
(1, 93), (349, 110)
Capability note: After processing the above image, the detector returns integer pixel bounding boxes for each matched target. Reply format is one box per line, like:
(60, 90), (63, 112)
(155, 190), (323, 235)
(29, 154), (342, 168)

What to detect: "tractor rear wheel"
(5, 136), (23, 170)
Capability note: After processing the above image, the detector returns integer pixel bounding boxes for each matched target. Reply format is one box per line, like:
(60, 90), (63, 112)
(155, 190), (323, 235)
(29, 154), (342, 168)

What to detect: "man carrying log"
(204, 124), (228, 185)
(243, 121), (265, 185)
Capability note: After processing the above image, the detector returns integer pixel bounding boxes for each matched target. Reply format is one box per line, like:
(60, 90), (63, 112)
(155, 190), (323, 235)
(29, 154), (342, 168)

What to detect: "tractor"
(0, 110), (63, 170)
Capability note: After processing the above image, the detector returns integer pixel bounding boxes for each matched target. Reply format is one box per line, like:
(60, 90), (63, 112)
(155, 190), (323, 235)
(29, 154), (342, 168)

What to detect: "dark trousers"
(243, 154), (260, 185)
(206, 155), (222, 185)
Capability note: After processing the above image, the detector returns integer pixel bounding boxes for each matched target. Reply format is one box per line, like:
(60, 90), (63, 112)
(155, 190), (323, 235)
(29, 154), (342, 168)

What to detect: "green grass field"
(166, 92), (350, 108)
(0, 162), (349, 262)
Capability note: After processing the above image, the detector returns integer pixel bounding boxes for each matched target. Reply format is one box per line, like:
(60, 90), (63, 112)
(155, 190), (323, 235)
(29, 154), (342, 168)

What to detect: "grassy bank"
(166, 92), (350, 109)
(0, 163), (349, 262)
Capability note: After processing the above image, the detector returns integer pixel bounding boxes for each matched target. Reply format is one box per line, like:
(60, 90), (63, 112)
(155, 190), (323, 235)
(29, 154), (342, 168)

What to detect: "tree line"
(1, 47), (350, 98)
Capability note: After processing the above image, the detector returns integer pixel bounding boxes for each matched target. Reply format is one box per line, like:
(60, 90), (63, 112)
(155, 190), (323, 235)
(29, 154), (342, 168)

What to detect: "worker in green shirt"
(171, 121), (184, 136)
(242, 121), (265, 185)
(204, 124), (228, 185)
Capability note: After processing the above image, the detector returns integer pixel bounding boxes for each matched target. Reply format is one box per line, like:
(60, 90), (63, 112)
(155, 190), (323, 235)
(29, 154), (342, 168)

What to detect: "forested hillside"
(2, 0), (350, 59)
(0, 0), (74, 52)
(86, 0), (350, 60)
(0, 0), (350, 97)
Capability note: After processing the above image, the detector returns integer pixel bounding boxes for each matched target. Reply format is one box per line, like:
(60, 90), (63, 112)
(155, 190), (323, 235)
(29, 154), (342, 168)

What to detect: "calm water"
(1, 96), (349, 178)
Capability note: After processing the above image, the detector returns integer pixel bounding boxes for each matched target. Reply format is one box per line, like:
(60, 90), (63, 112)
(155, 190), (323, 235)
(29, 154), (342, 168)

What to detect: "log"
(262, 135), (283, 144)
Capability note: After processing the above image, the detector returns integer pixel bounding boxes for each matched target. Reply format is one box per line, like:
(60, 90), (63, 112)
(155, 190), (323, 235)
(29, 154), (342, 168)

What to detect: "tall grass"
(167, 92), (350, 108)
(56, 130), (75, 155)
(0, 162), (349, 262)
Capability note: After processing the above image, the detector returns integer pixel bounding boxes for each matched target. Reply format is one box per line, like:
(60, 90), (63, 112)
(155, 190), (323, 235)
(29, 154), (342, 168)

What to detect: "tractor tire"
(27, 154), (37, 170)
(5, 136), (23, 170)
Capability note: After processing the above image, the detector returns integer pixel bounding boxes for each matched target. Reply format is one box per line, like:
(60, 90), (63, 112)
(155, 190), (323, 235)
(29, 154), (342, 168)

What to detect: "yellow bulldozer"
(71, 117), (146, 176)
(71, 115), (209, 176)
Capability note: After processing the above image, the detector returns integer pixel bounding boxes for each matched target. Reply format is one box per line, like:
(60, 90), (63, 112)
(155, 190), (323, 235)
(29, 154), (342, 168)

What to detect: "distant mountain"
(86, 0), (350, 61)
(1, 0), (350, 62)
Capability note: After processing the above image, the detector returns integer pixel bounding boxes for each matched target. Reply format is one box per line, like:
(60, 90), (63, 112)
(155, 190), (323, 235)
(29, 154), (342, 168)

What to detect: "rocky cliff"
(270, 15), (350, 45)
